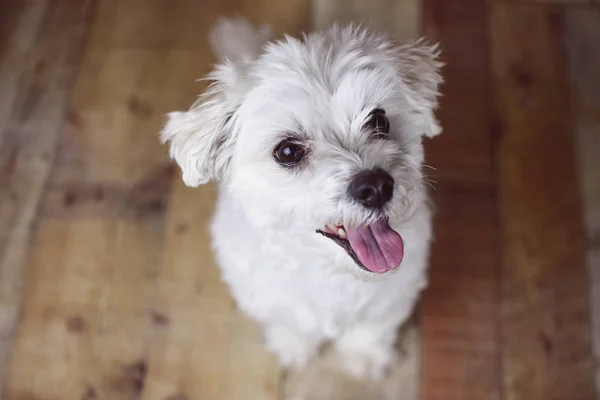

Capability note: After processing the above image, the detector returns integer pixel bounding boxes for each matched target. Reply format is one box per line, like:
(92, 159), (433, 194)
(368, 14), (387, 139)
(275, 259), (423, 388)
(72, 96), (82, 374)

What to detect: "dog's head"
(161, 24), (442, 274)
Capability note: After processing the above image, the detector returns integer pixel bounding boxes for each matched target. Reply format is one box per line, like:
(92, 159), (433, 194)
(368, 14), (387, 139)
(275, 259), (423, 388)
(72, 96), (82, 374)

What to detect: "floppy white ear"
(396, 39), (444, 138)
(160, 63), (240, 187)
(161, 18), (271, 187)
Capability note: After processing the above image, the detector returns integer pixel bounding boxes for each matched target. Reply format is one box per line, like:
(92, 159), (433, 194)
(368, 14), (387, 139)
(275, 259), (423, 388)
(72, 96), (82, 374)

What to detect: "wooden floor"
(0, 0), (599, 399)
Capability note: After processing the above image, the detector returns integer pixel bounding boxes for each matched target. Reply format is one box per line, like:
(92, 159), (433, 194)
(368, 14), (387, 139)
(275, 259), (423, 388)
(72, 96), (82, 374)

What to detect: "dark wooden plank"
(0, 0), (47, 140)
(0, 0), (95, 395)
(0, 1), (25, 64)
(491, 4), (596, 399)
(565, 6), (600, 395)
(493, 0), (589, 4)
(419, 1), (502, 399)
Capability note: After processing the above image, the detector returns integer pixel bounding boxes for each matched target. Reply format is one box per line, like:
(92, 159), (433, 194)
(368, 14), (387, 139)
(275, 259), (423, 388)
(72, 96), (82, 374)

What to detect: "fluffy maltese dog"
(161, 18), (442, 380)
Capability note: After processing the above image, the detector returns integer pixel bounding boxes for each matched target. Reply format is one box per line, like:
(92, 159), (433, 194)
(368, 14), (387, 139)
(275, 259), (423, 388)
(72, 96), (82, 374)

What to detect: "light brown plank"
(491, 4), (596, 400)
(419, 1), (502, 399)
(88, 0), (308, 49)
(312, 0), (419, 41)
(565, 7), (600, 394)
(0, 0), (95, 395)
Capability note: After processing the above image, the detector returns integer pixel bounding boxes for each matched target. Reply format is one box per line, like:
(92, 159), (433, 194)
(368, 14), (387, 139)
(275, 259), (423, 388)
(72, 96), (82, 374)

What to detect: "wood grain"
(565, 6), (600, 394)
(491, 4), (596, 400)
(492, 0), (589, 4)
(2, 30), (173, 400)
(0, 0), (46, 138)
(311, 0), (419, 41)
(0, 0), (95, 395)
(89, 0), (308, 49)
(419, 1), (502, 399)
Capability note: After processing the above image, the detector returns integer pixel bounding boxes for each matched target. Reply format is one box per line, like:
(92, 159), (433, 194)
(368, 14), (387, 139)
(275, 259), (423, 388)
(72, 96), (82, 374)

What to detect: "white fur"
(161, 19), (443, 380)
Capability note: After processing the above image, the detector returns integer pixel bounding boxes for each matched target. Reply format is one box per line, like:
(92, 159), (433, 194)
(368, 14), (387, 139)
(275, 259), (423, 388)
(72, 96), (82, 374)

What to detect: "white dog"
(161, 18), (442, 380)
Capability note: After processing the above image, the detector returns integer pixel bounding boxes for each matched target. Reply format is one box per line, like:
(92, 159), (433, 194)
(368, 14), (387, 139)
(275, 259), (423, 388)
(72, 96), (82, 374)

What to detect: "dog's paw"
(336, 344), (399, 380)
(336, 341), (398, 380)
(209, 17), (272, 62)
(334, 325), (400, 380)
(264, 326), (320, 369)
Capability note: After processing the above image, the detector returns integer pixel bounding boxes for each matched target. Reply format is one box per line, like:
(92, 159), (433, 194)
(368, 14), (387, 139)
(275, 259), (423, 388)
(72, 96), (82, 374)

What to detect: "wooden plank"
(492, 0), (589, 4)
(491, 4), (596, 400)
(565, 7), (600, 395)
(0, 1), (25, 67)
(88, 0), (308, 49)
(419, 0), (502, 399)
(0, 0), (95, 395)
(0, 0), (46, 138)
(311, 0), (419, 41)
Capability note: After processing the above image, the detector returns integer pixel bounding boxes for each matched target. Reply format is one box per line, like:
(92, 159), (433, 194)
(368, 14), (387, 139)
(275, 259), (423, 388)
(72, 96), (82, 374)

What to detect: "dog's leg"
(334, 322), (399, 380)
(264, 325), (322, 369)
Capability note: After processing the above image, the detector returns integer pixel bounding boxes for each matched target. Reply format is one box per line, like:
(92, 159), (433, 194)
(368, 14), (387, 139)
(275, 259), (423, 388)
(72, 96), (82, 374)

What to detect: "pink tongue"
(346, 219), (404, 273)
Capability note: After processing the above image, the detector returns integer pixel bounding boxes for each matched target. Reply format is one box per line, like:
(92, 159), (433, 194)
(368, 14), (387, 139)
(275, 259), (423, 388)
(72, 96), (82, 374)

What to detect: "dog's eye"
(274, 140), (306, 166)
(364, 108), (390, 139)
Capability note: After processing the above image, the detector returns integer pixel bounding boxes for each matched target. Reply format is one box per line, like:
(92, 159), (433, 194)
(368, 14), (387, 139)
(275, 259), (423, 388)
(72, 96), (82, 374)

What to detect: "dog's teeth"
(327, 224), (336, 231)
(337, 227), (347, 238)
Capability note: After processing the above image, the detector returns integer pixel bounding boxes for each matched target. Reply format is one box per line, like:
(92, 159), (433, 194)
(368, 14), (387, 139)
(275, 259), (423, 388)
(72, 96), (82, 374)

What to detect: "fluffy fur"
(160, 17), (443, 379)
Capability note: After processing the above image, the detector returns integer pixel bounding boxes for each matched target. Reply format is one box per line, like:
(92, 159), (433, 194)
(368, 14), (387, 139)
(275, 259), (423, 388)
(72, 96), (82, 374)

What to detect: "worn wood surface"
(0, 0), (598, 399)
(0, 0), (96, 396)
(495, 0), (589, 4)
(491, 4), (596, 400)
(312, 0), (419, 42)
(419, 1), (502, 399)
(565, 7), (600, 394)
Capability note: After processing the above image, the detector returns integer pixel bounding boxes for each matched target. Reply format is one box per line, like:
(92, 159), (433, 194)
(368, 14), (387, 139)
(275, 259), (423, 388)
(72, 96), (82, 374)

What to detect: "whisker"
(421, 174), (438, 191)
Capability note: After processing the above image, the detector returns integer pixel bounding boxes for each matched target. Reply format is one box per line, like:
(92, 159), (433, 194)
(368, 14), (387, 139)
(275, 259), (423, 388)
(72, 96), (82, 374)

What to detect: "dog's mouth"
(316, 219), (404, 274)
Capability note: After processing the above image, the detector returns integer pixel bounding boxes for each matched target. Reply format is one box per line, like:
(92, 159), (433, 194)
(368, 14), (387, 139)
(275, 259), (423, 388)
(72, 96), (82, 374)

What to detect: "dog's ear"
(160, 62), (243, 187)
(396, 39), (444, 138)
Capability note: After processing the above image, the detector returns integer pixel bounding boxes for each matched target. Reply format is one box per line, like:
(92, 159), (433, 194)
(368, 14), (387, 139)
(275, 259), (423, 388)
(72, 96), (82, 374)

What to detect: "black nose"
(349, 168), (395, 209)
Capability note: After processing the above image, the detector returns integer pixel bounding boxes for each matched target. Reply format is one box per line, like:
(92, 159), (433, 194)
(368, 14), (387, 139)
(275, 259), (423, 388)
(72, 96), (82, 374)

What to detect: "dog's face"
(162, 25), (442, 274)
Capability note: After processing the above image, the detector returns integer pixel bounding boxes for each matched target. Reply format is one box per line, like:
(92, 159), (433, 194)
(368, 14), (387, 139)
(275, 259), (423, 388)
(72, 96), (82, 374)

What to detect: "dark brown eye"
(364, 108), (390, 138)
(274, 140), (306, 166)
